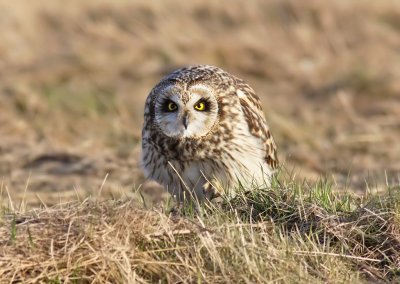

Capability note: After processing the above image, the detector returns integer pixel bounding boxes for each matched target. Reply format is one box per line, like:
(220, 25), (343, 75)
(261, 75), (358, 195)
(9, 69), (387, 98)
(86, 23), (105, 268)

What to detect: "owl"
(141, 65), (278, 203)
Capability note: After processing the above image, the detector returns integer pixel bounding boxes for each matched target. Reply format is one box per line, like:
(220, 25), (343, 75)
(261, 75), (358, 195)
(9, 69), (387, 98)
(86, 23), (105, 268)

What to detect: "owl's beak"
(182, 115), (189, 129)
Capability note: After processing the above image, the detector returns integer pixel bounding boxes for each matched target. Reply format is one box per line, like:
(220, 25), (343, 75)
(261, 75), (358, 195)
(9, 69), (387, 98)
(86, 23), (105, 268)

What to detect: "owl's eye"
(166, 101), (178, 112)
(194, 101), (206, 111)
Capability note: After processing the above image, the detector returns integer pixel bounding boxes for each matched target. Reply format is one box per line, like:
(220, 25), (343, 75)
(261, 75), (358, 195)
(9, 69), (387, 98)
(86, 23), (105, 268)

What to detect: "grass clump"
(0, 177), (399, 283)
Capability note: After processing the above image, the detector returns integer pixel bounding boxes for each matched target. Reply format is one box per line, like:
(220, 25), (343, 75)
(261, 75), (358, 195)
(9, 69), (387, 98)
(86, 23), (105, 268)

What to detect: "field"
(1, 0), (400, 282)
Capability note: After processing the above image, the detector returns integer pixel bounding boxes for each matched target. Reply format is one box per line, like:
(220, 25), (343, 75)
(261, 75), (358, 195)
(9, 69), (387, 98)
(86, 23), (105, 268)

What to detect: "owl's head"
(152, 83), (219, 139)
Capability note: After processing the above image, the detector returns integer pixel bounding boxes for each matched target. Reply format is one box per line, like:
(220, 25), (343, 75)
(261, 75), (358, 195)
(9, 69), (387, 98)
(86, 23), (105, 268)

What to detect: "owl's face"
(153, 84), (219, 139)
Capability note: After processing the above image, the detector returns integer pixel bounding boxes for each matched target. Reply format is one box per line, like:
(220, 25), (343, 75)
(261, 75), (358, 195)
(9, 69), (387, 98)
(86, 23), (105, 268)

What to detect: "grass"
(1, 0), (400, 282)
(2, 0), (400, 206)
(1, 173), (399, 283)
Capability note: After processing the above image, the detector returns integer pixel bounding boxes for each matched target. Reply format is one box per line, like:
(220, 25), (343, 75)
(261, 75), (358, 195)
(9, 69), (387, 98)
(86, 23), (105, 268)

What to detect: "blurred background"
(1, 0), (399, 207)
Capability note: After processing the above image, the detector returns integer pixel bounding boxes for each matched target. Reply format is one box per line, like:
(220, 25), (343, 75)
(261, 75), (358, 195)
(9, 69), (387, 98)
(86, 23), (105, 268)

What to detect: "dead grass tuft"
(1, 179), (399, 283)
(1, 0), (400, 207)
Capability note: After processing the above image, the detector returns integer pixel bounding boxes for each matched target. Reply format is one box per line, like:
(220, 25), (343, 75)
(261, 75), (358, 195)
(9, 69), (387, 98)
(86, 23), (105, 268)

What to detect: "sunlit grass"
(1, 174), (399, 283)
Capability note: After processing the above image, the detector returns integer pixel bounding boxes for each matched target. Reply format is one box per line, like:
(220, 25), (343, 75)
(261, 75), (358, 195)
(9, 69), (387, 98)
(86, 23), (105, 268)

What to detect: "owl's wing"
(236, 81), (279, 169)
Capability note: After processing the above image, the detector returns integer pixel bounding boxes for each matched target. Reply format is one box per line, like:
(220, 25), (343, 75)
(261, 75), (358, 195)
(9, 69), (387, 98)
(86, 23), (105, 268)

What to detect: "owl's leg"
(167, 184), (193, 216)
(171, 182), (201, 211)
(169, 186), (202, 216)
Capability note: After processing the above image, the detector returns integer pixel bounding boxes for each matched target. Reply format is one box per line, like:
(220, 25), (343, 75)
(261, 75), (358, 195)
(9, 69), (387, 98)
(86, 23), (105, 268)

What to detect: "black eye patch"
(194, 98), (211, 112)
(161, 99), (178, 112)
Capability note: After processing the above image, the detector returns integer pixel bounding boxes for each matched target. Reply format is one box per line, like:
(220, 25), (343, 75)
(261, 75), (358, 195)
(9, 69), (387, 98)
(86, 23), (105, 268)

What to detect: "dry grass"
(1, 0), (399, 206)
(1, 0), (400, 282)
(1, 176), (399, 283)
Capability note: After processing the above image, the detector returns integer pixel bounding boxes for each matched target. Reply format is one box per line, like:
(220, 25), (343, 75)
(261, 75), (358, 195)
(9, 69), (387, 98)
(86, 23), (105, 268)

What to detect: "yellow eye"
(194, 102), (205, 111)
(167, 102), (177, 111)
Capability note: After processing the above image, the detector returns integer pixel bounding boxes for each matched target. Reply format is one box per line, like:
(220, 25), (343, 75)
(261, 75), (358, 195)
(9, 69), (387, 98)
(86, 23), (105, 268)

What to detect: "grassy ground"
(1, 0), (400, 282)
(1, 0), (399, 206)
(1, 175), (400, 283)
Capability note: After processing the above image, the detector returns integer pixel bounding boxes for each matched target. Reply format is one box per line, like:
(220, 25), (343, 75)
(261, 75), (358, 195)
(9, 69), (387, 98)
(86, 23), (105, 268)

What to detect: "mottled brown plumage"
(141, 65), (278, 202)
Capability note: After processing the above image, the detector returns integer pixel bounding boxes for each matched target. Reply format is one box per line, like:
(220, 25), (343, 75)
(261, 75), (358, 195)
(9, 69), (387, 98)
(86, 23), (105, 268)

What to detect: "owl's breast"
(156, 136), (213, 162)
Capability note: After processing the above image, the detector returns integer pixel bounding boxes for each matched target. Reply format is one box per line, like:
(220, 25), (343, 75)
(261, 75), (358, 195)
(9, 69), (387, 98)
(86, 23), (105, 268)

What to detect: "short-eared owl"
(141, 65), (278, 202)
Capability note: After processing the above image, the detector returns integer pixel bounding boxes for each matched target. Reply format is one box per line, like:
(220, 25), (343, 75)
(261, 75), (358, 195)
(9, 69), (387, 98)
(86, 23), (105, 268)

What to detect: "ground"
(1, 0), (400, 207)
(1, 1), (400, 282)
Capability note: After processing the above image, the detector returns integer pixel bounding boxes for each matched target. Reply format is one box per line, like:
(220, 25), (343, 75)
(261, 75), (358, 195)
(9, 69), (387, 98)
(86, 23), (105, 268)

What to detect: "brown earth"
(0, 0), (399, 207)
